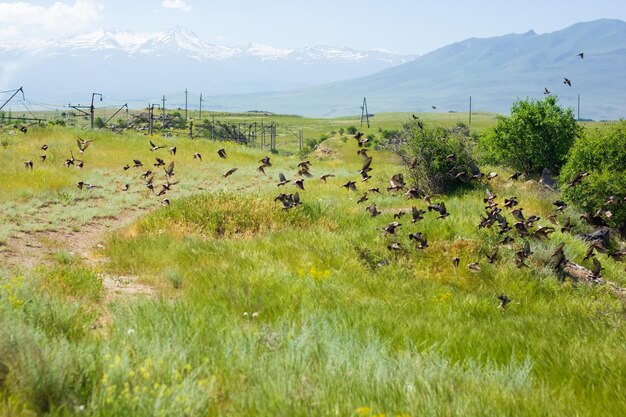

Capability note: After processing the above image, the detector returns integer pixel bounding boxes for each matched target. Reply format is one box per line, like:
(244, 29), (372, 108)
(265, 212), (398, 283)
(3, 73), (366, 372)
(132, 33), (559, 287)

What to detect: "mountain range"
(2, 19), (625, 120)
(0, 27), (415, 104)
(202, 19), (626, 120)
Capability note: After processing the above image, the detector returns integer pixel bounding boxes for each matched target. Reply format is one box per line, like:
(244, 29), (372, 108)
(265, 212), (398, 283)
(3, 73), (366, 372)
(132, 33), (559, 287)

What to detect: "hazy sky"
(1, 0), (625, 54)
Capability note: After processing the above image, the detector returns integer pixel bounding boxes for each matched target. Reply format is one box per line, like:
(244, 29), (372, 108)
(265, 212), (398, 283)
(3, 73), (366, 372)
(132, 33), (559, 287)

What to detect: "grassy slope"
(0, 116), (625, 417)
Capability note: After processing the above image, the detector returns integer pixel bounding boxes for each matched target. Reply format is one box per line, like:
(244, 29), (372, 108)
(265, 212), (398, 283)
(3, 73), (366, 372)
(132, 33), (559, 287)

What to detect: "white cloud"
(0, 1), (104, 38)
(161, 0), (192, 12)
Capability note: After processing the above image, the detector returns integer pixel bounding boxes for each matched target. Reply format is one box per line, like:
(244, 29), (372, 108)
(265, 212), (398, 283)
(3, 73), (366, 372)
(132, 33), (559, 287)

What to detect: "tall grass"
(0, 122), (625, 416)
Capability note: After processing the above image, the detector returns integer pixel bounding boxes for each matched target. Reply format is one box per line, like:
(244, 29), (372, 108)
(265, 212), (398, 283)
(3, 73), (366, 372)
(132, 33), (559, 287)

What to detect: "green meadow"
(0, 112), (624, 417)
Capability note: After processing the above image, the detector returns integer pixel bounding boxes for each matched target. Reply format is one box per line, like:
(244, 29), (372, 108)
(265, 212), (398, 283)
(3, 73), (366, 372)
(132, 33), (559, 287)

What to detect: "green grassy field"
(0, 113), (624, 417)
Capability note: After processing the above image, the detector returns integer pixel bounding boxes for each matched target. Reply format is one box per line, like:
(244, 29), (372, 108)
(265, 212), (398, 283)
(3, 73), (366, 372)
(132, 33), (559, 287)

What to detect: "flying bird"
(259, 156), (271, 167)
(409, 232), (428, 249)
(564, 77), (572, 87)
(164, 161), (175, 177)
(223, 167), (238, 178)
(497, 294), (511, 309)
(343, 181), (357, 192)
(366, 204), (381, 217)
(568, 171), (589, 187)
(467, 263), (481, 272)
(486, 247), (499, 264)
(277, 173), (289, 186)
(293, 178), (305, 190)
(76, 137), (93, 153)
(411, 206), (426, 223)
(149, 140), (163, 152)
(383, 222), (401, 234)
(388, 173), (405, 191)
(218, 148), (227, 159)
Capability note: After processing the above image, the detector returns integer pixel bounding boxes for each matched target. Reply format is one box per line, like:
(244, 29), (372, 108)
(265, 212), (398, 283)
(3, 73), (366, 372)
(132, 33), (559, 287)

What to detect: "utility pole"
(162, 95), (166, 121)
(90, 93), (102, 129)
(148, 103), (160, 136)
(199, 93), (205, 120)
(360, 97), (370, 128)
(577, 94), (580, 121)
(469, 96), (472, 126)
(184, 88), (188, 120)
(69, 92), (102, 129)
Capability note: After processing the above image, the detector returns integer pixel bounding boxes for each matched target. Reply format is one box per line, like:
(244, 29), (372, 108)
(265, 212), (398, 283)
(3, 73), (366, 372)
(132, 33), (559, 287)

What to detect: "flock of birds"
(270, 130), (624, 309)
(18, 101), (624, 309)
(23, 137), (247, 205)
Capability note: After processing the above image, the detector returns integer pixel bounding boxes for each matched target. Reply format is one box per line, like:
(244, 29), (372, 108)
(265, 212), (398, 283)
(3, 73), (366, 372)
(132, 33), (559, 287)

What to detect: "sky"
(0, 0), (625, 54)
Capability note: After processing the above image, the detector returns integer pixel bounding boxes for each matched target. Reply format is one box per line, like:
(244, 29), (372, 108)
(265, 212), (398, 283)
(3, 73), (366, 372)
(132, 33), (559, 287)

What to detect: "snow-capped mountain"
(1, 27), (414, 62)
(31, 27), (413, 63)
(0, 27), (415, 105)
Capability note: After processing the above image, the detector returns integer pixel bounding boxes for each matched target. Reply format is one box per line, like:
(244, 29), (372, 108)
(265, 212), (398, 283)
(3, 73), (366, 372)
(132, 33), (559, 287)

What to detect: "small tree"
(387, 120), (477, 194)
(561, 120), (626, 232)
(479, 96), (581, 175)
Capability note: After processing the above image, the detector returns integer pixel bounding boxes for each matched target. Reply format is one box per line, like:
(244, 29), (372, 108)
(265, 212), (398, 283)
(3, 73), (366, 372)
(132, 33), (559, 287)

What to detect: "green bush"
(392, 120), (477, 194)
(479, 96), (581, 175)
(347, 126), (357, 135)
(94, 117), (106, 129)
(560, 120), (626, 231)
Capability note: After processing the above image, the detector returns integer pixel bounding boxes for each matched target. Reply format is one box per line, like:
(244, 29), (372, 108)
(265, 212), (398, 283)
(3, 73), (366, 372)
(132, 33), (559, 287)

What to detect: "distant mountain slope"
(0, 28), (416, 104)
(205, 19), (626, 119)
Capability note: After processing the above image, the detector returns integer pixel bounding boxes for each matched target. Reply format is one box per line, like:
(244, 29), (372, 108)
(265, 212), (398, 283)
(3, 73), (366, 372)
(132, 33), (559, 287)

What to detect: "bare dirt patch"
(0, 207), (147, 270)
(101, 274), (157, 300)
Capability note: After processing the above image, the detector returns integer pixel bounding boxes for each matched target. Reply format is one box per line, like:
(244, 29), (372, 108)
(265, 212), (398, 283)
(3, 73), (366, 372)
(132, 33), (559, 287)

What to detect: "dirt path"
(0, 207), (147, 270)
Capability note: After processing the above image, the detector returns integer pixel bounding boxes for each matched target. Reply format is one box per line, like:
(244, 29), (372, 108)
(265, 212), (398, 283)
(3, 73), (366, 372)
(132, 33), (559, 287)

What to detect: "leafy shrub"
(94, 117), (106, 129)
(560, 120), (626, 231)
(387, 120), (477, 194)
(381, 129), (401, 141)
(479, 96), (581, 175)
(115, 118), (127, 129)
(347, 126), (358, 135)
(48, 119), (65, 127)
